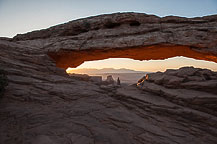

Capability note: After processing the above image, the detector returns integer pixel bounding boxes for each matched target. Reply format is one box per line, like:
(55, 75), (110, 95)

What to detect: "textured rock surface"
(138, 67), (217, 94)
(12, 12), (217, 68)
(68, 73), (91, 81)
(0, 12), (217, 144)
(0, 69), (8, 98)
(137, 67), (217, 117)
(68, 73), (103, 84)
(105, 75), (115, 84)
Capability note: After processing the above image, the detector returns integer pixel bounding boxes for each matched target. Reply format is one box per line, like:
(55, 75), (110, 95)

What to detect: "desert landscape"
(0, 11), (217, 144)
(67, 68), (148, 84)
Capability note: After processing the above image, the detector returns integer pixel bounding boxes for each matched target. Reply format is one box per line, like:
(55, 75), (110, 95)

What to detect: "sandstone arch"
(1, 13), (217, 144)
(13, 12), (217, 69)
(48, 45), (217, 69)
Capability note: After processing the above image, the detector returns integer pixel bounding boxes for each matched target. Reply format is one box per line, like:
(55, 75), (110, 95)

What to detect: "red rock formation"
(0, 13), (217, 144)
(49, 45), (217, 69)
(12, 12), (217, 69)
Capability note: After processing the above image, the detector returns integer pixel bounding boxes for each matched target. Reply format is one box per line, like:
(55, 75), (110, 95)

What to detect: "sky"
(1, 0), (217, 72)
(1, 0), (217, 37)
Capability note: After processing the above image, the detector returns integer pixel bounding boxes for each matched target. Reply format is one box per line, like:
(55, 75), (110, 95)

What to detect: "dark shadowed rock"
(69, 73), (90, 81)
(106, 75), (115, 84)
(69, 73), (103, 84)
(0, 69), (7, 98)
(90, 76), (102, 84)
(140, 67), (217, 93)
(137, 67), (217, 116)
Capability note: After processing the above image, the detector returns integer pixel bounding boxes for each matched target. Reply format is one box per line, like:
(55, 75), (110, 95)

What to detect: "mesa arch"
(1, 12), (217, 144)
(49, 45), (217, 69)
(12, 12), (217, 69)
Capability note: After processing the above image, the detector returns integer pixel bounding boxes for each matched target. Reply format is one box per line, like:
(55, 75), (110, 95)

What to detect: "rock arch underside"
(0, 12), (217, 144)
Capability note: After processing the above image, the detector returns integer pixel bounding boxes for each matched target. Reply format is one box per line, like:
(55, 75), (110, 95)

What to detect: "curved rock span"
(0, 12), (217, 144)
(11, 12), (217, 68)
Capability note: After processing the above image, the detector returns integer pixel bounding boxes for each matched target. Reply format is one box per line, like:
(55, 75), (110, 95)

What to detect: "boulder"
(90, 76), (102, 84)
(68, 73), (90, 81)
(106, 75), (115, 84)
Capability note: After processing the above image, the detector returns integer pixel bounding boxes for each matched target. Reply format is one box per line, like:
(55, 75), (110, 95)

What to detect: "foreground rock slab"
(139, 67), (217, 94)
(137, 67), (217, 118)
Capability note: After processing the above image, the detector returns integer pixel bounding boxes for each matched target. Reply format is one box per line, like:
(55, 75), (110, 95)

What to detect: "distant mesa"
(68, 73), (117, 85)
(68, 73), (102, 84)
(68, 68), (148, 84)
(67, 68), (147, 74)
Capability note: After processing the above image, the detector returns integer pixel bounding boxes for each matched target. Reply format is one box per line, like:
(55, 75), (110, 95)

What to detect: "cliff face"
(0, 13), (217, 144)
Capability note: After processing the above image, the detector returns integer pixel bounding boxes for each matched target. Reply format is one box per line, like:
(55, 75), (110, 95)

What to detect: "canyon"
(0, 12), (217, 144)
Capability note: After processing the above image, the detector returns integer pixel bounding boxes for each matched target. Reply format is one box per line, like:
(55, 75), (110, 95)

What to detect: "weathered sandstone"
(137, 67), (217, 116)
(138, 67), (217, 94)
(0, 13), (217, 144)
(10, 12), (217, 68)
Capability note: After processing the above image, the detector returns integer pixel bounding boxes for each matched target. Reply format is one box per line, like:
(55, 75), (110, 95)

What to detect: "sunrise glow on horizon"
(67, 56), (217, 73)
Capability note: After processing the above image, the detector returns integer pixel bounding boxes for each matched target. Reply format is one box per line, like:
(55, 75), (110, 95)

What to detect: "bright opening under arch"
(48, 44), (217, 70)
(66, 56), (217, 84)
(66, 56), (217, 73)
